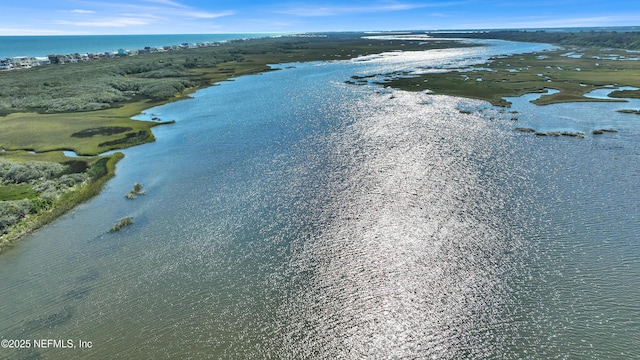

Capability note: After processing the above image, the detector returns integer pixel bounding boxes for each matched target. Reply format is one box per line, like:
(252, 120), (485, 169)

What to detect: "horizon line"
(1, 25), (639, 37)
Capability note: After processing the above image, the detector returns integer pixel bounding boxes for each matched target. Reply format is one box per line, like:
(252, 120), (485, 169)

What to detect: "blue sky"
(1, 0), (639, 35)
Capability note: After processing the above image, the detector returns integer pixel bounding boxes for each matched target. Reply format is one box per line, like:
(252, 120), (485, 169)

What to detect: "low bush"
(0, 160), (66, 184)
(0, 199), (32, 234)
(109, 217), (133, 232)
(86, 158), (109, 180)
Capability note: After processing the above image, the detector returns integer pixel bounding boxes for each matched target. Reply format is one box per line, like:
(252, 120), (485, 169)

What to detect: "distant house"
(12, 56), (34, 68)
(1, 37), (225, 71)
(0, 58), (14, 70)
(48, 54), (75, 64)
(47, 55), (60, 64)
(136, 47), (159, 54)
(34, 57), (51, 66)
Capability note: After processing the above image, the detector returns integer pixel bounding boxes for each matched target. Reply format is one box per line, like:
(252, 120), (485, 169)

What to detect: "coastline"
(0, 33), (278, 60)
(2, 30), (640, 252)
(0, 33), (469, 252)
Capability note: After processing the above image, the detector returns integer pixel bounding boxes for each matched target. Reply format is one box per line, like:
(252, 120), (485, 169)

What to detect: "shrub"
(0, 199), (33, 233)
(0, 214), (19, 234)
(109, 217), (133, 232)
(29, 197), (53, 213)
(139, 79), (191, 99)
(126, 183), (145, 199)
(87, 158), (109, 179)
(0, 200), (31, 218)
(32, 180), (57, 193)
(0, 160), (66, 184)
(81, 102), (111, 111)
(58, 173), (88, 187)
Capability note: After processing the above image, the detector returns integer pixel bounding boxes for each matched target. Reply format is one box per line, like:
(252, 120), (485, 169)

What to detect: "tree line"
(434, 30), (640, 50)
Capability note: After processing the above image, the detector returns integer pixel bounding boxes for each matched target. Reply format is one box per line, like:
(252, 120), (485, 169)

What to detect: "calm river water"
(1, 40), (639, 359)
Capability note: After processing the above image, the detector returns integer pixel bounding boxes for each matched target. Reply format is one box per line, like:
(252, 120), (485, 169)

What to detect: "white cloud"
(181, 10), (235, 19)
(48, 1), (235, 31)
(73, 1), (236, 20)
(55, 17), (153, 27)
(277, 7), (333, 16)
(142, 0), (189, 8)
(275, 2), (462, 17)
(71, 9), (96, 14)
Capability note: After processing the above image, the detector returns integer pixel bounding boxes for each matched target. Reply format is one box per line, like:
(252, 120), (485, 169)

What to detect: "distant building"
(34, 57), (51, 66)
(1, 37), (224, 71)
(0, 58), (14, 70)
(12, 56), (35, 68)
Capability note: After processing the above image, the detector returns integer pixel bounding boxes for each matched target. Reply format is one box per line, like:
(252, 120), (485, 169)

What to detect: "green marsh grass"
(380, 49), (640, 107)
(0, 185), (38, 201)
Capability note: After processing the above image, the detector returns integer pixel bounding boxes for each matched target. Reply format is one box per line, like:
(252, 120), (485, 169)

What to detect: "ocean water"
(0, 40), (639, 359)
(0, 33), (280, 59)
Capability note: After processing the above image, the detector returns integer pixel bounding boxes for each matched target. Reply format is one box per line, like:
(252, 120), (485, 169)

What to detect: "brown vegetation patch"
(98, 130), (149, 147)
(71, 126), (133, 138)
(62, 160), (89, 174)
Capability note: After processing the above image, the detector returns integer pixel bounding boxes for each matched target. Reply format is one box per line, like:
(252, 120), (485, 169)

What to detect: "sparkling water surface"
(0, 40), (639, 359)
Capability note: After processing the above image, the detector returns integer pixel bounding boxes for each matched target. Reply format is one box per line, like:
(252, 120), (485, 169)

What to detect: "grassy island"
(109, 217), (134, 233)
(378, 47), (640, 107)
(376, 30), (640, 107)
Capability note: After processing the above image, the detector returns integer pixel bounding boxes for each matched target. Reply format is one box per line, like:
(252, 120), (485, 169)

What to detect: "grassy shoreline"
(0, 153), (123, 252)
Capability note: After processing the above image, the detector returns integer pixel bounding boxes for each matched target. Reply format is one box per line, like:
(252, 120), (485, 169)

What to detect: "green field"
(0, 102), (166, 155)
(0, 185), (38, 201)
